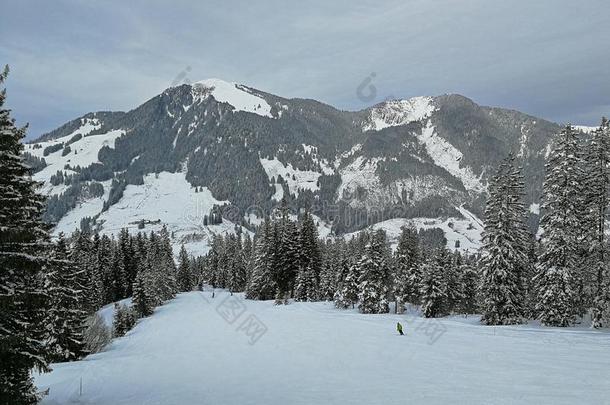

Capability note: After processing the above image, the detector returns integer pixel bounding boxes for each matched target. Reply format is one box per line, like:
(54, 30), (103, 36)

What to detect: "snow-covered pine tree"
(294, 264), (318, 301)
(98, 234), (114, 304)
(177, 244), (193, 292)
(444, 251), (464, 313)
(109, 238), (127, 301)
(319, 240), (340, 301)
(357, 230), (391, 314)
(87, 232), (105, 311)
(215, 235), (230, 288)
(0, 66), (52, 403)
(228, 236), (247, 293)
(583, 118), (610, 328)
(273, 202), (299, 302)
(480, 154), (530, 325)
(118, 228), (136, 296)
(298, 210), (321, 286)
(420, 249), (449, 318)
(393, 224), (421, 313)
(536, 125), (585, 326)
(457, 256), (479, 315)
(113, 303), (136, 338)
(158, 225), (177, 299)
(132, 271), (152, 318)
(334, 261), (359, 309)
(242, 232), (253, 280)
(47, 233), (88, 362)
(205, 234), (222, 288)
(71, 229), (96, 313)
(246, 220), (277, 300)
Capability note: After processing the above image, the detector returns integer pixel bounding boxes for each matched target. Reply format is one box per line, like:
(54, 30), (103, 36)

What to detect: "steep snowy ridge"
(364, 96), (435, 131)
(417, 121), (486, 193)
(190, 78), (274, 118)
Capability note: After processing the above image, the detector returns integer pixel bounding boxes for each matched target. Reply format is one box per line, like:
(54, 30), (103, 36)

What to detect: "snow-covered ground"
(417, 121), (486, 193)
(36, 291), (610, 405)
(97, 298), (133, 328)
(344, 205), (484, 253)
(260, 157), (323, 197)
(363, 97), (435, 131)
(190, 79), (273, 118)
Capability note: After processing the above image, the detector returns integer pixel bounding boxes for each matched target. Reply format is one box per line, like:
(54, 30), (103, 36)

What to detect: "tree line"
(0, 66), (181, 405)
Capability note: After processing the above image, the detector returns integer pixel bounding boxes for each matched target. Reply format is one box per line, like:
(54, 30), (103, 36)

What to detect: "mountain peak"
(187, 78), (274, 118)
(363, 96), (436, 131)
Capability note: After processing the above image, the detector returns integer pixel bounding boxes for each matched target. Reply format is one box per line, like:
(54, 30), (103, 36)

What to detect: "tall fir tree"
(334, 261), (360, 309)
(177, 244), (194, 292)
(274, 202), (299, 302)
(420, 250), (449, 318)
(536, 125), (584, 326)
(480, 154), (530, 325)
(132, 271), (152, 318)
(584, 118), (610, 328)
(246, 220), (277, 300)
(228, 236), (247, 293)
(393, 224), (421, 313)
(357, 230), (391, 314)
(294, 264), (318, 302)
(298, 210), (321, 285)
(47, 233), (87, 362)
(0, 66), (52, 404)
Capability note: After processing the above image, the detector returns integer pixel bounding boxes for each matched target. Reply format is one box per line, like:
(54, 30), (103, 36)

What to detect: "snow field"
(35, 291), (610, 405)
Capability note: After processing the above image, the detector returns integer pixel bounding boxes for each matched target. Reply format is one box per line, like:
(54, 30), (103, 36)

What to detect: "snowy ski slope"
(36, 291), (610, 405)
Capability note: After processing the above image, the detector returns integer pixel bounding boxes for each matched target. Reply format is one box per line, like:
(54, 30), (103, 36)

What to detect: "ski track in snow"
(36, 291), (610, 405)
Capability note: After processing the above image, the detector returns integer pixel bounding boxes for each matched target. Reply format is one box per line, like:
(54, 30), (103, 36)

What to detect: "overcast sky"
(1, 0), (609, 139)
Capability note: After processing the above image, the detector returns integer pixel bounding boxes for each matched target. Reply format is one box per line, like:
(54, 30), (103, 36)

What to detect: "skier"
(397, 322), (404, 335)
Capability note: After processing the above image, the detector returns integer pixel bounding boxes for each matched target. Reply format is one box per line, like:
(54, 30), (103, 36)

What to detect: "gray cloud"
(1, 0), (609, 139)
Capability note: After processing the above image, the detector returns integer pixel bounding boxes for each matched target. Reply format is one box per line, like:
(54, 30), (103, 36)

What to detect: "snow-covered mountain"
(26, 79), (565, 254)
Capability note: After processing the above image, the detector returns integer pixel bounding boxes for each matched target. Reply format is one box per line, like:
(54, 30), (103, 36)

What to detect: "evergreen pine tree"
(294, 264), (319, 301)
(334, 261), (360, 309)
(228, 236), (247, 293)
(457, 257), (479, 315)
(584, 118), (610, 328)
(298, 210), (321, 285)
(393, 224), (421, 312)
(357, 230), (391, 314)
(536, 125), (584, 326)
(420, 250), (449, 318)
(274, 203), (299, 302)
(47, 233), (88, 362)
(177, 244), (194, 292)
(132, 271), (152, 317)
(246, 220), (277, 300)
(480, 154), (530, 325)
(0, 66), (52, 403)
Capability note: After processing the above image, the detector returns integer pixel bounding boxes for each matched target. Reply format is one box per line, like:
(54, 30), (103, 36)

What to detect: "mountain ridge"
(25, 79), (566, 254)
